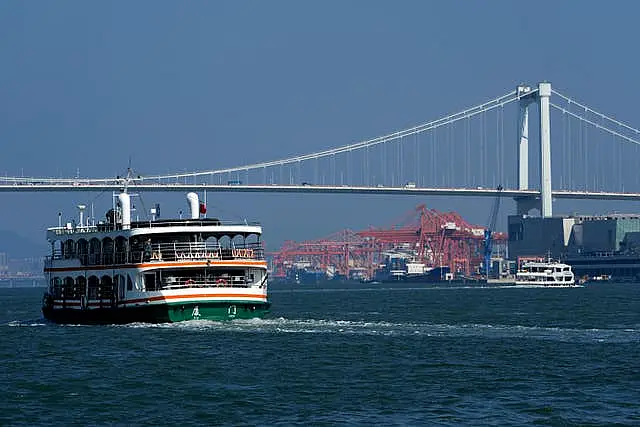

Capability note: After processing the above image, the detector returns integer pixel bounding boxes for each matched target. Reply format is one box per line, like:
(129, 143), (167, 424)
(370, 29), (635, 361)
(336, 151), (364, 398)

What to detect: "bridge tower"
(515, 81), (553, 218)
(517, 84), (534, 191)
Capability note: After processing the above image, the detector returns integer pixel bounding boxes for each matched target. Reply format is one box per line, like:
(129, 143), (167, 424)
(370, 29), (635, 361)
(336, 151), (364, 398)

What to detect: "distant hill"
(0, 230), (49, 258)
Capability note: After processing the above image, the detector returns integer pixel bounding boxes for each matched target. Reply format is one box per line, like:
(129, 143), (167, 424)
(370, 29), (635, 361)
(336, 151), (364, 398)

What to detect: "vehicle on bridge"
(41, 191), (269, 324)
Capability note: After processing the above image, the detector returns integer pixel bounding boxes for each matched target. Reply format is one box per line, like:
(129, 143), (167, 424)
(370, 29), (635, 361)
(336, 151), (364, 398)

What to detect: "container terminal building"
(508, 214), (640, 281)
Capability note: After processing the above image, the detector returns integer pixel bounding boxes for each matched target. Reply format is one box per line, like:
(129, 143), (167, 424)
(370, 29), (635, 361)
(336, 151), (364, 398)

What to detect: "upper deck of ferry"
(519, 261), (572, 274)
(45, 191), (265, 266)
(47, 218), (262, 239)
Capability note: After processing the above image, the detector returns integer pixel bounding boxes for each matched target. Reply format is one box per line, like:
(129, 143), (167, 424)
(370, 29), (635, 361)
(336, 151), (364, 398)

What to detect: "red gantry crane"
(269, 205), (507, 280)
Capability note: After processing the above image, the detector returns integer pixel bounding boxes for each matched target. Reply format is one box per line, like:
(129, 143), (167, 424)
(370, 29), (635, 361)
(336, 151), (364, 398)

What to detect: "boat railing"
(49, 225), (100, 237)
(160, 274), (261, 290)
(131, 219), (261, 229)
(142, 242), (264, 263)
(48, 219), (261, 236)
(47, 241), (264, 265)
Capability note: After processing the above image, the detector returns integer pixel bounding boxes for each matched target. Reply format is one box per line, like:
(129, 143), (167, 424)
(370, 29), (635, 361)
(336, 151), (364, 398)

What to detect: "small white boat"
(515, 258), (578, 287)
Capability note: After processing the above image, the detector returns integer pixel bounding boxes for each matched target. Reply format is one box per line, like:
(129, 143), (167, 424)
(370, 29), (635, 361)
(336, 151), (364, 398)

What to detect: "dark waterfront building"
(508, 214), (640, 281)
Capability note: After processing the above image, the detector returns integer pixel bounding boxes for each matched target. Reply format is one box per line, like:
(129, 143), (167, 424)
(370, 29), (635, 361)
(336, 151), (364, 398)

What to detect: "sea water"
(1, 282), (639, 426)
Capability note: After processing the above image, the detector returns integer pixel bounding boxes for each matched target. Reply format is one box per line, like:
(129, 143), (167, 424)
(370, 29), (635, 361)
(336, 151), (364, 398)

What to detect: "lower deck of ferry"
(43, 265), (269, 324)
(42, 299), (270, 324)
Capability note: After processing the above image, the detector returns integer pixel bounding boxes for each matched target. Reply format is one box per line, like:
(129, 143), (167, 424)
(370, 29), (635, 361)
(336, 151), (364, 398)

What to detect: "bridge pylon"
(515, 81), (553, 218)
(517, 84), (535, 191)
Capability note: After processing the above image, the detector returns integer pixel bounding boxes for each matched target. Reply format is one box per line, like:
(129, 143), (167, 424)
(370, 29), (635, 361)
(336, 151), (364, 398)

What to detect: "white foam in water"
(5, 320), (47, 327)
(7, 316), (635, 343)
(112, 317), (640, 343)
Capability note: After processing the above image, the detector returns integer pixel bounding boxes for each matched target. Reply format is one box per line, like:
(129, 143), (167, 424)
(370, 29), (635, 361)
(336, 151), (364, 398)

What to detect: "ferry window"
(127, 275), (133, 291)
(205, 236), (219, 249)
(245, 234), (259, 245)
(77, 239), (89, 264)
(76, 276), (86, 300)
(63, 277), (74, 298)
(64, 240), (75, 259)
(114, 237), (127, 264)
(218, 235), (231, 249)
(232, 235), (245, 248)
(88, 276), (99, 299)
(52, 277), (62, 298)
(144, 273), (156, 291)
(89, 238), (101, 265)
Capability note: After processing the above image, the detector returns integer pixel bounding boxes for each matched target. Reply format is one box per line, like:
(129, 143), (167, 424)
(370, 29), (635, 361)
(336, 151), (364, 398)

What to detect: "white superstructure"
(515, 258), (577, 287)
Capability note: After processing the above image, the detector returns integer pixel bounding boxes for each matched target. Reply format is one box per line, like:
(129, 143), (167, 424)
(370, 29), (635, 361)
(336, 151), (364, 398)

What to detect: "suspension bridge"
(3, 81), (640, 218)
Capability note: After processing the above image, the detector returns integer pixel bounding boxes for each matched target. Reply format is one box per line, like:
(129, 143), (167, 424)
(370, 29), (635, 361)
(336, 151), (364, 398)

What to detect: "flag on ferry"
(199, 202), (207, 214)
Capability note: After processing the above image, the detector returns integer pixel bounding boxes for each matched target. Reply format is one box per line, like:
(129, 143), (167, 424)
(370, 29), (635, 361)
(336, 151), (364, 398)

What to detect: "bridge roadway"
(1, 183), (640, 201)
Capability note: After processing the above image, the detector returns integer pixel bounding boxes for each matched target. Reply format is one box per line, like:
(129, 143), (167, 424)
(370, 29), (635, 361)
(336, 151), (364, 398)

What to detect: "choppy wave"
(3, 286), (639, 425)
(112, 317), (640, 343)
(5, 315), (638, 343)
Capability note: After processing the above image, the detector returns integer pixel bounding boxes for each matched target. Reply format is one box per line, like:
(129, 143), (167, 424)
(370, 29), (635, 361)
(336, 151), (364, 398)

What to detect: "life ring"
(216, 278), (227, 285)
(184, 279), (195, 286)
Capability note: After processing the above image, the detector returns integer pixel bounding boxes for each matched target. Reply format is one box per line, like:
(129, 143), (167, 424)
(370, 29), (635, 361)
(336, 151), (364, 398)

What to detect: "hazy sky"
(2, 1), (640, 251)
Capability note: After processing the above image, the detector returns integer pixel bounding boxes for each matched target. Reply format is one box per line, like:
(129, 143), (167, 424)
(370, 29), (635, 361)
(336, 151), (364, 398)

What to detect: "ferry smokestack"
(186, 192), (199, 219)
(118, 192), (131, 230)
(77, 205), (86, 228)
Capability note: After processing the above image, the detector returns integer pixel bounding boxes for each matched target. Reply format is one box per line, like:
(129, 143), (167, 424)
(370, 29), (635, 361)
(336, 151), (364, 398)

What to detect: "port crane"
(484, 185), (503, 279)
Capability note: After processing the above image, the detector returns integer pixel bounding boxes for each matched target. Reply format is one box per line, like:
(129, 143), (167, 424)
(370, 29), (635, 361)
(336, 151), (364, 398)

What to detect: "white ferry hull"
(513, 282), (582, 288)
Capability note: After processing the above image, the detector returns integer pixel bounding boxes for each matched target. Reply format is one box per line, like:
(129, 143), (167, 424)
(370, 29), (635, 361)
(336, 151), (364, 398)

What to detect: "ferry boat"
(41, 190), (269, 324)
(515, 258), (577, 287)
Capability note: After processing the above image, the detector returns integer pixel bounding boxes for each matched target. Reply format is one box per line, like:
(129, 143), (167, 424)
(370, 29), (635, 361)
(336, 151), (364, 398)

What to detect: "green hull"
(42, 301), (270, 325)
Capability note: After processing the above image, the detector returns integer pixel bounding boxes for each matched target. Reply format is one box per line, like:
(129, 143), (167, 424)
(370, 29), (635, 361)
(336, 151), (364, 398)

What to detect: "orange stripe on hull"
(53, 293), (267, 308)
(124, 293), (267, 305)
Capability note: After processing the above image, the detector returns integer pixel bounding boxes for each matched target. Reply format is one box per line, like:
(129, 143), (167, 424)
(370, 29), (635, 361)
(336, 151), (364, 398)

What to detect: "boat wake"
(5, 319), (48, 327)
(116, 317), (639, 343)
(4, 316), (637, 343)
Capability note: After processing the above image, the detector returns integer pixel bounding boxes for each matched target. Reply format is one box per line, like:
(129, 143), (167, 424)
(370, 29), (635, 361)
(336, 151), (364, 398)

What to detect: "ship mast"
(122, 166), (133, 194)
